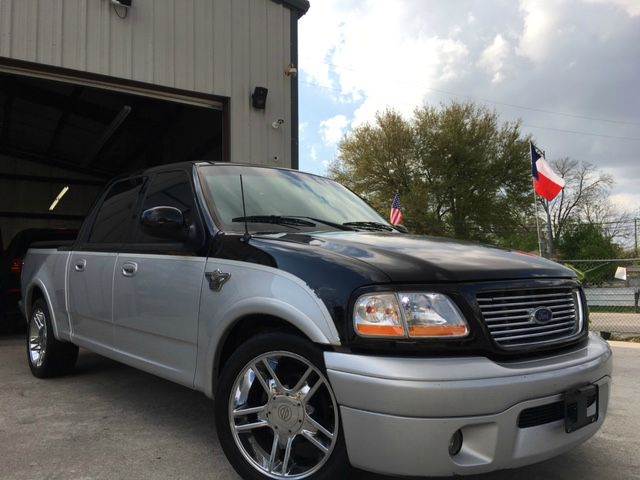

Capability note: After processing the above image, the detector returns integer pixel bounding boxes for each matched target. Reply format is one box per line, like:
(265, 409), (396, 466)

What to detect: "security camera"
(272, 119), (285, 129)
(111, 0), (132, 7)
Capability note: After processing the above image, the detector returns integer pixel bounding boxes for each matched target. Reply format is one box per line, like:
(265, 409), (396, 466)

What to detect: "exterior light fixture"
(110, 0), (131, 18)
(252, 87), (268, 110)
(49, 186), (70, 211)
(285, 64), (298, 77)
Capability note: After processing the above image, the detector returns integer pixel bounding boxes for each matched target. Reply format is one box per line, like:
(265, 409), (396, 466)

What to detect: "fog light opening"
(449, 430), (463, 457)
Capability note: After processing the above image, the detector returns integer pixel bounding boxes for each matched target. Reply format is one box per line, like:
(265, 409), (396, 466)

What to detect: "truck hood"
(263, 231), (575, 283)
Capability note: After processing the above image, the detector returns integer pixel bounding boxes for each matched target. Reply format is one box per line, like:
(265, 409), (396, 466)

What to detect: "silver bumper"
(324, 333), (612, 477)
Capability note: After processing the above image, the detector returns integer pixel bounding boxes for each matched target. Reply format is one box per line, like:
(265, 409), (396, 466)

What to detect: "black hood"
(259, 231), (575, 283)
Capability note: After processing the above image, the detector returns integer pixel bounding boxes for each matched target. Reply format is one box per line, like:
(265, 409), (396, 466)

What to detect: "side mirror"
(140, 206), (186, 241)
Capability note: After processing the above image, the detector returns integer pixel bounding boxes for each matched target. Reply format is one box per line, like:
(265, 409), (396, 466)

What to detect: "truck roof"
(114, 161), (308, 180)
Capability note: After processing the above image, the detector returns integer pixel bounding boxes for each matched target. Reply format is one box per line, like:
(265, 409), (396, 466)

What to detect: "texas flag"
(530, 142), (565, 201)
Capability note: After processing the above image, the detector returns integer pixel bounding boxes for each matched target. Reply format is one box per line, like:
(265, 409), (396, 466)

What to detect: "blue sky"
(299, 76), (352, 175)
(296, 0), (640, 214)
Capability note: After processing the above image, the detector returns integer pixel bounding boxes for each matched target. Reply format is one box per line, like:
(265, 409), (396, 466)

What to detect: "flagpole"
(544, 199), (554, 258)
(530, 142), (543, 257)
(531, 180), (543, 257)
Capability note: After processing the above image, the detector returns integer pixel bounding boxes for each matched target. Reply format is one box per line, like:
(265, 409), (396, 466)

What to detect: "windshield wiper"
(289, 216), (357, 231)
(343, 221), (395, 232)
(232, 215), (317, 230)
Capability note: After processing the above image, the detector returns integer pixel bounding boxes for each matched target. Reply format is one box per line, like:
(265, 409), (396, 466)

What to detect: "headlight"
(354, 292), (469, 339)
(353, 293), (404, 337)
(399, 293), (469, 338)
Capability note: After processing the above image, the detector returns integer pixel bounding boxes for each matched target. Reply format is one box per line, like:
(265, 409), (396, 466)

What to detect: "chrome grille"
(477, 288), (582, 348)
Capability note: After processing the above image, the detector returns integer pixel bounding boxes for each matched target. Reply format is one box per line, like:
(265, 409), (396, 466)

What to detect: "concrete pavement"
(0, 336), (638, 480)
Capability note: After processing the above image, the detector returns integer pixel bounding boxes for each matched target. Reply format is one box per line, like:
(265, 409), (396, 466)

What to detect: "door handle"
(122, 262), (138, 277)
(74, 259), (87, 272)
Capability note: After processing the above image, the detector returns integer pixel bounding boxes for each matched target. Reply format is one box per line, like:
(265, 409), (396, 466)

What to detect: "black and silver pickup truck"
(21, 162), (612, 479)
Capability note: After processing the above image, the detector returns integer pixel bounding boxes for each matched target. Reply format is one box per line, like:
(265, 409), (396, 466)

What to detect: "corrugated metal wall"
(0, 0), (292, 167)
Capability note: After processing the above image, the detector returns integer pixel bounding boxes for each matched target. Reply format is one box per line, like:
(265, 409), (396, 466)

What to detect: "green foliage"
(558, 223), (621, 260)
(558, 224), (622, 284)
(329, 102), (536, 247)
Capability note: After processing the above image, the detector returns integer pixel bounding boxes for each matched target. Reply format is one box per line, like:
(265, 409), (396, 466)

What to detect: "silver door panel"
(67, 251), (117, 348)
(113, 254), (205, 386)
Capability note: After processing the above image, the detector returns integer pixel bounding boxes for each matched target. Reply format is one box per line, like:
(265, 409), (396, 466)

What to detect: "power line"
(522, 124), (640, 142)
(300, 79), (640, 142)
(311, 60), (640, 128)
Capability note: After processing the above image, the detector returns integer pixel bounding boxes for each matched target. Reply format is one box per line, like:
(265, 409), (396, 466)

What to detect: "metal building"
(0, 0), (309, 250)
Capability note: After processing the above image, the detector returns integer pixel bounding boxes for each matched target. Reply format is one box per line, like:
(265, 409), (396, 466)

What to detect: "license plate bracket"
(564, 384), (599, 433)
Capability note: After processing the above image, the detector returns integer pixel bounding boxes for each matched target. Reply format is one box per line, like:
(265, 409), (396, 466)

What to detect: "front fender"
(194, 258), (341, 397)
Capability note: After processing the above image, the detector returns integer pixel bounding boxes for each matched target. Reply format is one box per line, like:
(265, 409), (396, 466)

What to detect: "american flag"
(390, 193), (404, 226)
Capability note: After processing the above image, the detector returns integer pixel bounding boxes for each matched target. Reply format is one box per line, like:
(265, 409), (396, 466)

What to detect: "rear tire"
(27, 298), (78, 378)
(215, 333), (351, 480)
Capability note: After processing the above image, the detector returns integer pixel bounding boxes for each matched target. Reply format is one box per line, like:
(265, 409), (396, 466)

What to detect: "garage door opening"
(0, 69), (226, 248)
(0, 68), (227, 322)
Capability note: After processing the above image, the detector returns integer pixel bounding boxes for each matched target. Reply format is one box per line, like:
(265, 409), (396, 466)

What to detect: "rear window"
(87, 178), (144, 244)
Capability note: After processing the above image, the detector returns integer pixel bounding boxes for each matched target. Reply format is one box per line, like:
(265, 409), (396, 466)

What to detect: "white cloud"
(300, 1), (469, 126)
(609, 193), (640, 214)
(478, 34), (510, 83)
(583, 0), (640, 16)
(517, 0), (562, 62)
(298, 0), (345, 89)
(298, 0), (640, 204)
(320, 115), (350, 146)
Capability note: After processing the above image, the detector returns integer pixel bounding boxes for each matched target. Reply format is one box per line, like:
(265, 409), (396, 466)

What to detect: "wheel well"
(28, 286), (45, 315)
(215, 315), (308, 379)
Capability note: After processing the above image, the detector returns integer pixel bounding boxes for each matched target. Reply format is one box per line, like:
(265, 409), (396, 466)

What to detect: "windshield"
(198, 165), (390, 233)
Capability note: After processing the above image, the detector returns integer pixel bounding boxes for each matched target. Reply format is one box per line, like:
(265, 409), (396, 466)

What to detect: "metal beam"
(0, 173), (105, 186)
(0, 211), (85, 221)
(0, 75), (117, 124)
(115, 104), (182, 172)
(0, 145), (114, 178)
(47, 86), (84, 154)
(84, 105), (132, 166)
(0, 94), (15, 144)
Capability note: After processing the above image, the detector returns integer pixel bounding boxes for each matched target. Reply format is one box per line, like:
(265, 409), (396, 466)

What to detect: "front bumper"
(325, 333), (612, 477)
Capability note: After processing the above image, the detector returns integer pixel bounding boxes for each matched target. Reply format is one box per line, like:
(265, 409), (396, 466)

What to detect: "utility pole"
(635, 218), (638, 258)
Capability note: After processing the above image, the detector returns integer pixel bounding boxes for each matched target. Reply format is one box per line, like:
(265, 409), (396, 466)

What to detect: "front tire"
(27, 298), (78, 378)
(215, 333), (350, 480)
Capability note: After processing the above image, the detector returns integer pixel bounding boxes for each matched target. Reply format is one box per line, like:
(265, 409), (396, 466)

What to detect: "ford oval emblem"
(532, 307), (554, 324)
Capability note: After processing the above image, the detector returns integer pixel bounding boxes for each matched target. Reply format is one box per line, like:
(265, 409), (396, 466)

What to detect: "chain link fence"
(562, 258), (640, 336)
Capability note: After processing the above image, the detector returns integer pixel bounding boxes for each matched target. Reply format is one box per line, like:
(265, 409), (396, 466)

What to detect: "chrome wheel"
(29, 308), (47, 368)
(229, 351), (339, 479)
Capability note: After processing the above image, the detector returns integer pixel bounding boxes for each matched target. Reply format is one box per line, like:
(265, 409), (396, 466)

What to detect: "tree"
(558, 223), (622, 284)
(558, 223), (622, 260)
(330, 102), (536, 246)
(413, 103), (533, 242)
(539, 158), (614, 247)
(330, 101), (627, 256)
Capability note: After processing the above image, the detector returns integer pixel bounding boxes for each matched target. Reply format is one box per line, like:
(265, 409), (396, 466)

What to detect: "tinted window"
(88, 178), (143, 244)
(199, 165), (388, 233)
(134, 171), (198, 244)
